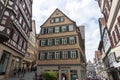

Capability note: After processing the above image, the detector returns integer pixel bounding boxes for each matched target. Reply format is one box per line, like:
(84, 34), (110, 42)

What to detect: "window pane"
(55, 27), (60, 32)
(62, 38), (67, 44)
(60, 17), (64, 22)
(55, 38), (60, 45)
(71, 50), (77, 59)
(69, 37), (75, 44)
(48, 28), (53, 33)
(55, 18), (59, 22)
(62, 51), (68, 59)
(0, 51), (10, 75)
(40, 52), (46, 60)
(62, 26), (67, 32)
(48, 39), (53, 46)
(47, 52), (53, 59)
(41, 39), (46, 46)
(55, 51), (60, 59)
(69, 25), (74, 31)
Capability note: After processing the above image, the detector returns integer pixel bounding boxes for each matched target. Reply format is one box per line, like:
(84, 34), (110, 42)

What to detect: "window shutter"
(60, 51), (62, 59)
(74, 36), (77, 43)
(113, 31), (117, 44)
(115, 25), (120, 40)
(38, 53), (40, 60)
(110, 35), (114, 48)
(39, 40), (41, 46)
(45, 52), (47, 59)
(52, 52), (55, 59)
(60, 26), (62, 32)
(76, 50), (78, 58)
(67, 25), (69, 31)
(52, 39), (55, 45)
(68, 51), (71, 59)
(60, 38), (62, 44)
(46, 39), (48, 46)
(67, 37), (69, 44)
(53, 27), (55, 33)
(118, 16), (120, 23)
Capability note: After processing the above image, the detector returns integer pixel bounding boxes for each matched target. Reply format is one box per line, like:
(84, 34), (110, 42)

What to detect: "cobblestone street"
(5, 72), (35, 80)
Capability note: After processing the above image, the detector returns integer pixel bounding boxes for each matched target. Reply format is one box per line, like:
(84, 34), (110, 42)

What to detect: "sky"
(32, 0), (103, 62)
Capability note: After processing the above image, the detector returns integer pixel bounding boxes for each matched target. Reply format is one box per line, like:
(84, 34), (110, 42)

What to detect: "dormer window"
(50, 17), (64, 23)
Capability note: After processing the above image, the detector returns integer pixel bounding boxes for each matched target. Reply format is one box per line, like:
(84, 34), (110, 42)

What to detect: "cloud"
(32, 0), (103, 62)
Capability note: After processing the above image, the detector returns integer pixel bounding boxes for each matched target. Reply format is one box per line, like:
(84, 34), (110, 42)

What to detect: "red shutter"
(113, 31), (117, 45)
(110, 35), (114, 48)
(115, 25), (120, 40)
(118, 16), (120, 23)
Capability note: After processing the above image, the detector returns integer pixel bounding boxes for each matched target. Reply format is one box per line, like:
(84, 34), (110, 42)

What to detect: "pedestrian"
(22, 67), (25, 77)
(13, 68), (17, 76)
(18, 67), (21, 77)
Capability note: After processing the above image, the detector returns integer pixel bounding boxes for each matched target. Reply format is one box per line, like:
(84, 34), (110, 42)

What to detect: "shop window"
(0, 51), (10, 75)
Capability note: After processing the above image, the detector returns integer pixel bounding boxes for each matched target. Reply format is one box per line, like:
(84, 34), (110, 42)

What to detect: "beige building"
(23, 20), (36, 69)
(37, 9), (86, 80)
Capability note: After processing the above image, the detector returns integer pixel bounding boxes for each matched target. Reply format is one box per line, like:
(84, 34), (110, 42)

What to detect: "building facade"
(23, 20), (36, 70)
(98, 0), (120, 80)
(0, 0), (33, 79)
(37, 9), (86, 80)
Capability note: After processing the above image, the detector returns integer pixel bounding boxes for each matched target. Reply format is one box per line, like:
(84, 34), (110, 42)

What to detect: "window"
(1, 16), (7, 25)
(55, 38), (60, 45)
(62, 26), (67, 32)
(62, 51), (68, 59)
(48, 39), (53, 46)
(47, 52), (53, 59)
(55, 27), (60, 32)
(69, 37), (76, 44)
(55, 18), (59, 22)
(51, 19), (54, 23)
(0, 51), (10, 75)
(71, 50), (77, 59)
(60, 17), (64, 22)
(55, 51), (60, 59)
(12, 31), (18, 42)
(40, 52), (46, 60)
(69, 25), (74, 31)
(41, 28), (47, 34)
(41, 39), (46, 46)
(48, 28), (53, 33)
(18, 38), (23, 46)
(62, 38), (67, 44)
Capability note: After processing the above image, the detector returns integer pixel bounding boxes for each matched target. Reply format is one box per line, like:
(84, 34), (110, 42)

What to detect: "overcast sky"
(32, 0), (103, 62)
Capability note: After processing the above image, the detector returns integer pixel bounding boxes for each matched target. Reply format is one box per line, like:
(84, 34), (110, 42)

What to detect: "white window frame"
(62, 38), (67, 44)
(62, 51), (68, 59)
(62, 26), (67, 32)
(40, 52), (45, 60)
(55, 18), (59, 22)
(55, 38), (60, 45)
(41, 39), (46, 46)
(71, 50), (77, 59)
(69, 25), (74, 31)
(48, 28), (53, 33)
(55, 51), (60, 59)
(47, 52), (53, 59)
(69, 37), (75, 44)
(55, 27), (60, 32)
(48, 39), (53, 46)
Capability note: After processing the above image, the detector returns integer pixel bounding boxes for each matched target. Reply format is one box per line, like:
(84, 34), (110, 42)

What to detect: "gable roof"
(40, 8), (75, 27)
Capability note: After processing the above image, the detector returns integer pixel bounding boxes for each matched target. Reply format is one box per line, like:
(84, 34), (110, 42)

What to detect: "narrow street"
(5, 72), (35, 80)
